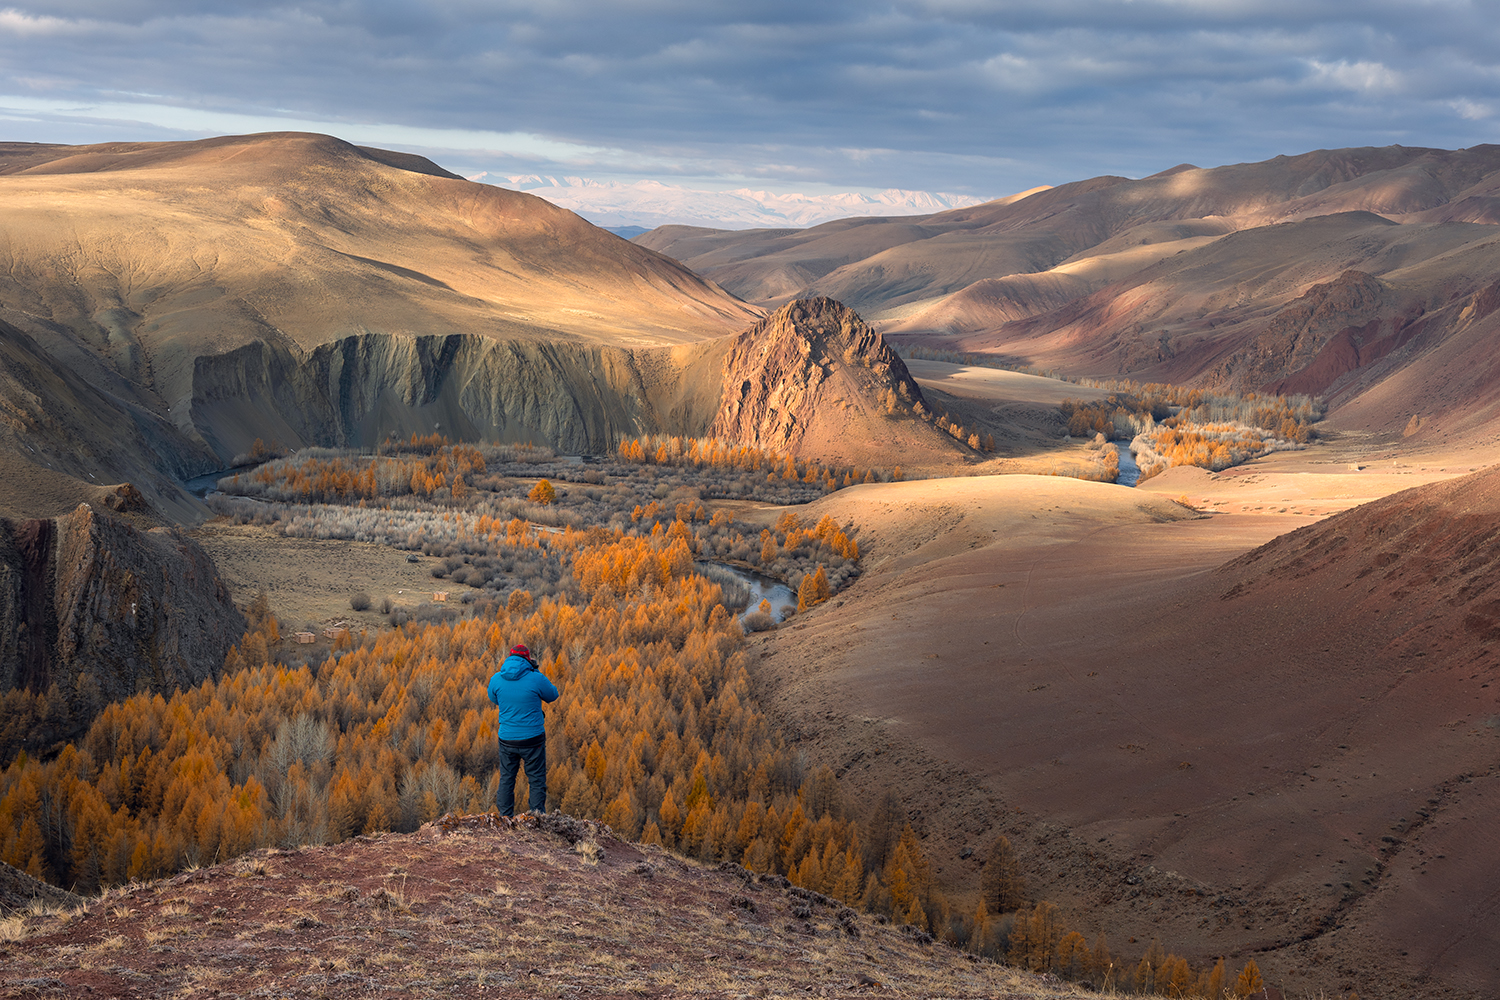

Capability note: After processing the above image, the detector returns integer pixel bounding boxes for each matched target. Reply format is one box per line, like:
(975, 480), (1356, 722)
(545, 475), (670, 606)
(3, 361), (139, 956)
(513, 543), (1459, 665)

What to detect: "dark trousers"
(497, 733), (547, 816)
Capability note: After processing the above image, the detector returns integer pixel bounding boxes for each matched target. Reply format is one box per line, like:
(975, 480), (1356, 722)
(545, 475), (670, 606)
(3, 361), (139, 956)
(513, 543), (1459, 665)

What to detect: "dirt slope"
(0, 861), (81, 916)
(0, 812), (1097, 1000)
(752, 468), (1500, 999)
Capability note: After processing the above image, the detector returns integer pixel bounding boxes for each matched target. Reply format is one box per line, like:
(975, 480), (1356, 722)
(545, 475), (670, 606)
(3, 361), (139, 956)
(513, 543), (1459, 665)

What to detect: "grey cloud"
(0, 1), (1496, 195)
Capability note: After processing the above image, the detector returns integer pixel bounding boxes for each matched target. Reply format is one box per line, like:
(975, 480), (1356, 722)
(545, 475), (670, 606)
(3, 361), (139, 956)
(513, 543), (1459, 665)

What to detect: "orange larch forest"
(0, 437), (1259, 994)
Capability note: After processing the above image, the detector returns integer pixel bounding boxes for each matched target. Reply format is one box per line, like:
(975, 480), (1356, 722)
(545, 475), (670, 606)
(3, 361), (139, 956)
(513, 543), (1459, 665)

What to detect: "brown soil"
(751, 461), (1499, 1000)
(0, 863), (82, 917)
(0, 814), (1096, 1000)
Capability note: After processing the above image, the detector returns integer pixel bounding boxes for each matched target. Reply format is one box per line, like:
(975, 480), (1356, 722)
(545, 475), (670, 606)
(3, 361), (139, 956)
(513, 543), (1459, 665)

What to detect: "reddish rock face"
(1210, 269), (1431, 396)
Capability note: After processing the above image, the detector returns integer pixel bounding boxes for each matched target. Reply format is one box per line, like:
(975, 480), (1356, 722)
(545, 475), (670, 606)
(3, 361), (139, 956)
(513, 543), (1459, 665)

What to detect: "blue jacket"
(487, 653), (559, 740)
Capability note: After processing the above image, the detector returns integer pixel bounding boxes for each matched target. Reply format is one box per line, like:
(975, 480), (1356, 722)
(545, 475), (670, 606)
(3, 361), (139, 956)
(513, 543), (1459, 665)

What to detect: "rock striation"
(0, 504), (244, 757)
(1208, 268), (1426, 396)
(711, 297), (930, 456)
(186, 297), (956, 471)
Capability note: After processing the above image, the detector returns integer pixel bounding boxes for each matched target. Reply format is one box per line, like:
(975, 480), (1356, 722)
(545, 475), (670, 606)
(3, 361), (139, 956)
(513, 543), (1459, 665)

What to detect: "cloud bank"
(488, 175), (990, 229)
(1, 1), (1497, 213)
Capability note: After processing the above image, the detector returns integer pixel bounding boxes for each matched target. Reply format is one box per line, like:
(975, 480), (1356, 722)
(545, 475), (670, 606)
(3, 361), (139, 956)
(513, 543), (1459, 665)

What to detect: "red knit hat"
(509, 644), (531, 659)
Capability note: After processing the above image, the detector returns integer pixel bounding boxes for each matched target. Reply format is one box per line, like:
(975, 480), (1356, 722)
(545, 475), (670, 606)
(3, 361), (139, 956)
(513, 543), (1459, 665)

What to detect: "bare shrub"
(350, 592), (371, 611)
(742, 611), (776, 632)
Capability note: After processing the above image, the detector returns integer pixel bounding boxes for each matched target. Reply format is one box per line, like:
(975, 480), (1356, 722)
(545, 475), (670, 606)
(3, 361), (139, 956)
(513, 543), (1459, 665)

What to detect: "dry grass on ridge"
(0, 813), (1096, 1000)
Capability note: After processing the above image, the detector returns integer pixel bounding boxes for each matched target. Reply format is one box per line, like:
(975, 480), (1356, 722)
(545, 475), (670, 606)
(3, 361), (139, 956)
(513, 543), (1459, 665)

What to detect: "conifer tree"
(1090, 934), (1114, 991)
(1206, 956), (1226, 999)
(968, 897), (992, 955)
(796, 567), (832, 611)
(1136, 954), (1155, 996)
(1234, 958), (1264, 997)
(1162, 955), (1193, 997)
(1055, 930), (1089, 979)
(980, 834), (1027, 913)
(245, 589), (273, 630)
(1017, 901), (1061, 972)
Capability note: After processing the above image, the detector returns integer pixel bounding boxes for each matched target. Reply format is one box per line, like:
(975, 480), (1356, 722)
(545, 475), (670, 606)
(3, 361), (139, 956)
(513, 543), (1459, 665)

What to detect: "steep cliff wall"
(5, 291), (939, 524)
(0, 505), (244, 758)
(188, 333), (727, 459)
(181, 298), (957, 472)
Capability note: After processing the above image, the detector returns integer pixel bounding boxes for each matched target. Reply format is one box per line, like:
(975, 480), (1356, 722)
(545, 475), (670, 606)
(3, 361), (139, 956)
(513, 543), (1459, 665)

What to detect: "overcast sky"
(2, 1), (1498, 201)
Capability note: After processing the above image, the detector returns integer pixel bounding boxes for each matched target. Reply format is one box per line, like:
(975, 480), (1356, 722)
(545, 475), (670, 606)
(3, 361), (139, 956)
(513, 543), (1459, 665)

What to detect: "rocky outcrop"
(6, 293), (944, 525)
(0, 505), (244, 757)
(711, 298), (927, 454)
(1209, 270), (1427, 395)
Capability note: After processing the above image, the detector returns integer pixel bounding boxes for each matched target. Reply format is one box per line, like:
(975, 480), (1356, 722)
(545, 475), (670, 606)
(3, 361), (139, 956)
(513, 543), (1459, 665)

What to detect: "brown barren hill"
(0, 133), (762, 516)
(641, 145), (1500, 456)
(750, 468), (1500, 1000)
(0, 134), (756, 373)
(641, 145), (1500, 316)
(0, 132), (756, 445)
(0, 812), (1097, 1000)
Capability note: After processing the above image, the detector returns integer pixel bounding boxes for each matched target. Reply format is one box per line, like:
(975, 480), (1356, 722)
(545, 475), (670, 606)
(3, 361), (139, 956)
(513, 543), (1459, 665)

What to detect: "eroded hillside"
(639, 145), (1500, 450)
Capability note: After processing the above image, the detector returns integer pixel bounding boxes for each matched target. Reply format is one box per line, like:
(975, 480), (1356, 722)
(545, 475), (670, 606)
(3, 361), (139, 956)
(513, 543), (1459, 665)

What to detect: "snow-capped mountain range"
(472, 174), (989, 230)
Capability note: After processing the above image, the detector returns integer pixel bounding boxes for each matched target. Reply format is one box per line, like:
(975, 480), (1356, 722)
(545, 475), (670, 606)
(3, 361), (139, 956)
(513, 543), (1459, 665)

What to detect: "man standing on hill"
(488, 643), (559, 816)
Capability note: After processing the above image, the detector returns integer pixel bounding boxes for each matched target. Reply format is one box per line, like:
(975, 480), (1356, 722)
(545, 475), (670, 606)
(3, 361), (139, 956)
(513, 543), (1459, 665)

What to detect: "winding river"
(705, 563), (797, 622)
(1115, 443), (1141, 488)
